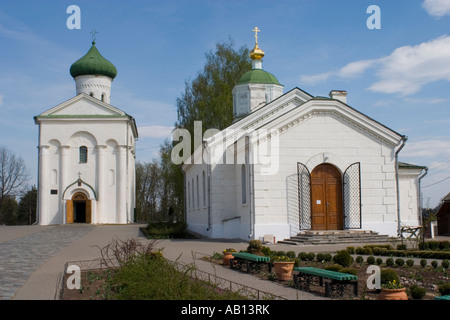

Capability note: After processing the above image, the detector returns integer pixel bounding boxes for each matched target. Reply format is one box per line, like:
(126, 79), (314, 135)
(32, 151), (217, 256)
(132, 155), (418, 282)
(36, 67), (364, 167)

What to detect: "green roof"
(238, 69), (280, 85)
(70, 41), (117, 79)
(398, 162), (427, 169)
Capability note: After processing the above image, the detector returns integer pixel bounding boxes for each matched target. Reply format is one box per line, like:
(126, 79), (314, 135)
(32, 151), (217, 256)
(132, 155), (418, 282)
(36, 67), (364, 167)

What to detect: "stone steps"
(278, 230), (396, 246)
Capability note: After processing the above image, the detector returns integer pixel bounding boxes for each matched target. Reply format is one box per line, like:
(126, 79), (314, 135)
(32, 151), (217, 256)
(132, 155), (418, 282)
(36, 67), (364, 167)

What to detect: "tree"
(0, 146), (29, 223)
(135, 160), (161, 222)
(175, 38), (251, 137)
(163, 39), (251, 219)
(16, 186), (37, 225)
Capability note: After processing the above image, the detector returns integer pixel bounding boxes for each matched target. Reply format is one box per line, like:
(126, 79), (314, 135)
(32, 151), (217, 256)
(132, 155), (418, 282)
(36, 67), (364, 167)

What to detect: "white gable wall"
(36, 98), (137, 225)
(251, 110), (400, 240)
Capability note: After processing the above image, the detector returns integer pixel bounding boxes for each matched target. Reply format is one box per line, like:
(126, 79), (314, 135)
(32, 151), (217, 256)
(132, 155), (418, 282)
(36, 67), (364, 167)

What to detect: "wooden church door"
(311, 164), (343, 230)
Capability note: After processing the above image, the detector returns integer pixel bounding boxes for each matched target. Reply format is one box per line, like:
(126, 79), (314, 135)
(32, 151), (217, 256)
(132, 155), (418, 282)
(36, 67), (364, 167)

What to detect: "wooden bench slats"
(232, 252), (270, 262)
(294, 267), (357, 281)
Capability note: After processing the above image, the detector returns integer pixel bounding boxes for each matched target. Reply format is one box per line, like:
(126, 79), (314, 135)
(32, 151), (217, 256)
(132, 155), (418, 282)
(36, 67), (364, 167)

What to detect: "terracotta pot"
(223, 252), (234, 266)
(378, 288), (408, 300)
(273, 261), (295, 280)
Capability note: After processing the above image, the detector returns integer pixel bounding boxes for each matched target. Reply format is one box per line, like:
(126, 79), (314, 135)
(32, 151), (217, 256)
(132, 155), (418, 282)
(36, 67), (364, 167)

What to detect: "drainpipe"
(395, 135), (408, 237)
(418, 167), (428, 228)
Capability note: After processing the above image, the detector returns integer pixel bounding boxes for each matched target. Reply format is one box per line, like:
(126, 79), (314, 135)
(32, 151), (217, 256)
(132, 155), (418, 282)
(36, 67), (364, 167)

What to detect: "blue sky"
(0, 0), (449, 208)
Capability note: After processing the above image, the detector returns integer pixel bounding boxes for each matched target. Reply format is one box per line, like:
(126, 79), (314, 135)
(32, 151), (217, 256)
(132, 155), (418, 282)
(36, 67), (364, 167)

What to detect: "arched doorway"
(66, 192), (92, 223)
(311, 164), (343, 230)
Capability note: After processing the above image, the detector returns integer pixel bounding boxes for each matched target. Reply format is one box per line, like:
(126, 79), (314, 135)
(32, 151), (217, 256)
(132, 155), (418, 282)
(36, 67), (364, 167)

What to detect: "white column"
(96, 145), (107, 224)
(60, 146), (69, 224)
(38, 145), (50, 225)
(117, 145), (127, 223)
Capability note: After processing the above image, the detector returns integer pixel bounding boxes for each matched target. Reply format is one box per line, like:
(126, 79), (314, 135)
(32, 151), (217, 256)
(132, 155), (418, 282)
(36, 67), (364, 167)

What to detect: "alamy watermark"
(66, 264), (81, 290)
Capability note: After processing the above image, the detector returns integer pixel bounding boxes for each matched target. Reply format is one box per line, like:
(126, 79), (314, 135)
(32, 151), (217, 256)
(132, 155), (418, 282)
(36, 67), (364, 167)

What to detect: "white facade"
(35, 93), (138, 225)
(183, 88), (427, 240)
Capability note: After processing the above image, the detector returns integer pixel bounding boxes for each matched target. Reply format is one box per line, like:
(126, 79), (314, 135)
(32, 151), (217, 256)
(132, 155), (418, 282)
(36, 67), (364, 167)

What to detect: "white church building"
(34, 41), (138, 225)
(182, 29), (428, 240)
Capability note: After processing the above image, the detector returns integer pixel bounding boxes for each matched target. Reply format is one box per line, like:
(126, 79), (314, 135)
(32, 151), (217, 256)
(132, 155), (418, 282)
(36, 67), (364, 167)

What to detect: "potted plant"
(272, 256), (295, 281)
(379, 269), (407, 300)
(223, 248), (236, 266)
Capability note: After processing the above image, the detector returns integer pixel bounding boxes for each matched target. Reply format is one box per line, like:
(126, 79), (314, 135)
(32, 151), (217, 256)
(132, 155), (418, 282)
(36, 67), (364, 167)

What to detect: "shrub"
(261, 246), (271, 257)
(306, 252), (316, 261)
(247, 240), (263, 255)
(275, 250), (286, 257)
(324, 264), (342, 272)
(395, 258), (405, 267)
(386, 258), (394, 267)
(341, 268), (357, 276)
(298, 252), (308, 261)
(346, 246), (355, 254)
(431, 260), (438, 269)
(380, 269), (399, 286)
(286, 251), (296, 259)
(397, 244), (407, 251)
(355, 256), (364, 264)
(376, 258), (383, 265)
(438, 283), (450, 296)
(367, 256), (376, 265)
(420, 259), (427, 268)
(356, 247), (373, 255)
(333, 250), (353, 267)
(409, 285), (426, 300)
(441, 259), (449, 270)
(316, 253), (332, 262)
(406, 259), (414, 267)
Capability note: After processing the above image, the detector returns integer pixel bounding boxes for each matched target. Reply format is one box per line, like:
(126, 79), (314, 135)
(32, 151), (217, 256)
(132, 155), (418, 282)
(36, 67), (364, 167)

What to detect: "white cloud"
(300, 72), (332, 85)
(401, 138), (450, 158)
(138, 125), (174, 138)
(423, 0), (450, 17)
(301, 35), (450, 96)
(337, 59), (377, 78)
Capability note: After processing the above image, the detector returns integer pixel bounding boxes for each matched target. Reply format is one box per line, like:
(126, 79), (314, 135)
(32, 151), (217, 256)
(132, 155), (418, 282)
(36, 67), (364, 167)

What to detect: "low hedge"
(349, 246), (450, 260)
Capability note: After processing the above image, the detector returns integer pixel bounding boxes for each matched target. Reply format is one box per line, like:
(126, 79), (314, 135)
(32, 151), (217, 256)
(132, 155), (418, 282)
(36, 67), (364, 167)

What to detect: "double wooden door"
(311, 164), (343, 230)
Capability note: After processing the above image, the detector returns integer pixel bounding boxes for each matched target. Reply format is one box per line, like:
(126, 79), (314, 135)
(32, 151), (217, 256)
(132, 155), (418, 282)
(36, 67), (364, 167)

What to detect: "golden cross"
(252, 27), (260, 44)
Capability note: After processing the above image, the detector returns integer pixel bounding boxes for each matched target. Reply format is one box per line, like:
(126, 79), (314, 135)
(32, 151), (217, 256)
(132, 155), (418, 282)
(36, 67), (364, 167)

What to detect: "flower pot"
(223, 252), (234, 266)
(378, 288), (408, 300)
(273, 261), (295, 281)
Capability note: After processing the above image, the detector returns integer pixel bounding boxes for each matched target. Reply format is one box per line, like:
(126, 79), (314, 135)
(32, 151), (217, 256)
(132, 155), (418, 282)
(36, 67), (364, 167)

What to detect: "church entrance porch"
(66, 192), (92, 224)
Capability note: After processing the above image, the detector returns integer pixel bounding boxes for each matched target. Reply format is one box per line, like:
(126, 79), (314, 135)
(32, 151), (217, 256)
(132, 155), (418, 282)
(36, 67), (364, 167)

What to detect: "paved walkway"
(5, 224), (444, 301)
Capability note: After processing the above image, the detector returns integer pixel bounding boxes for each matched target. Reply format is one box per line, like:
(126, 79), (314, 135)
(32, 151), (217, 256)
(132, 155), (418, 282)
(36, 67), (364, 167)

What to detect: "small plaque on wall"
(50, 189), (58, 195)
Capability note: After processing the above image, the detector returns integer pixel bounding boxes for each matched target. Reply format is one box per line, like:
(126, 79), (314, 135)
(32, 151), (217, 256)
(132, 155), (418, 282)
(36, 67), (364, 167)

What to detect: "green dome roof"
(238, 69), (280, 85)
(70, 41), (117, 79)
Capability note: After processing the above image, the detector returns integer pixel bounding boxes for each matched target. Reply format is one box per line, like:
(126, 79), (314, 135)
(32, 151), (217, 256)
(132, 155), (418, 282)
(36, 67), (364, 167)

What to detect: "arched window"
(89, 92), (94, 97)
(241, 165), (247, 204)
(79, 146), (88, 163)
(101, 93), (106, 102)
(196, 175), (200, 208)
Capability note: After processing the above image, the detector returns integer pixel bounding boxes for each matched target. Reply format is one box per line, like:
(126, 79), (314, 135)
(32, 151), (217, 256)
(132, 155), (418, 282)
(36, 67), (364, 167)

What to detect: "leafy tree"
(175, 38), (251, 138)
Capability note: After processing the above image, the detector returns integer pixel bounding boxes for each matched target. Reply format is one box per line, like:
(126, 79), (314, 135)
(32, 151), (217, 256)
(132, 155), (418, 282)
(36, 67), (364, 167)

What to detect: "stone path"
(0, 225), (93, 300)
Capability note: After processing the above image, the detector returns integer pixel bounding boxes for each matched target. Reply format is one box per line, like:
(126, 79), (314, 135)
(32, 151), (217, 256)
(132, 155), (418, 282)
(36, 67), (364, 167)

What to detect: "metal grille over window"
(343, 162), (362, 229)
(297, 162), (311, 230)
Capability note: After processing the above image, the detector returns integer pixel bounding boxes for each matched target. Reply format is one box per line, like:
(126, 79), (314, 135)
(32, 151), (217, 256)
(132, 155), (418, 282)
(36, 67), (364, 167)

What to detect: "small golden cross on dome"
(252, 27), (261, 44)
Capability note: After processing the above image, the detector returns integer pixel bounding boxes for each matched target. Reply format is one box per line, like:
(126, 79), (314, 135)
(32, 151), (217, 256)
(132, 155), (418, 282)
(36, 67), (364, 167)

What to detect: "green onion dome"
(238, 69), (280, 85)
(70, 41), (117, 79)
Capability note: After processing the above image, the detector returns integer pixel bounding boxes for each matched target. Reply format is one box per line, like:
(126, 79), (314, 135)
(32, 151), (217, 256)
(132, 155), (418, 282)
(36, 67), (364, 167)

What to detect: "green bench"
(435, 295), (450, 300)
(230, 252), (271, 273)
(293, 267), (358, 297)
